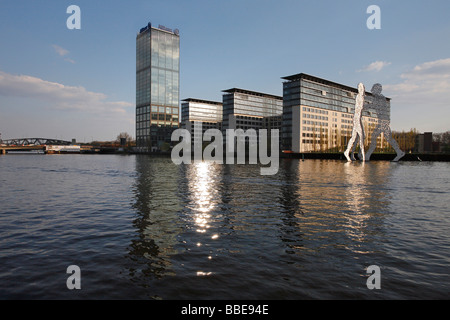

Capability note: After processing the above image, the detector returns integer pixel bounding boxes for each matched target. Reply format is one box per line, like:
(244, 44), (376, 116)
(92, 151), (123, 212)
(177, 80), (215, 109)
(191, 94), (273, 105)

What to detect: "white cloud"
(52, 44), (69, 57)
(409, 58), (450, 78)
(358, 61), (391, 72)
(52, 44), (76, 64)
(385, 58), (450, 101)
(0, 70), (135, 140)
(383, 58), (450, 132)
(0, 70), (133, 115)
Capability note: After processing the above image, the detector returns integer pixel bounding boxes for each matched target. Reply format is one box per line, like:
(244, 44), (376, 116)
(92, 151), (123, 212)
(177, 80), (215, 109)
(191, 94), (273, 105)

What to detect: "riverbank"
(127, 151), (450, 162)
(280, 152), (450, 162)
(2, 147), (449, 161)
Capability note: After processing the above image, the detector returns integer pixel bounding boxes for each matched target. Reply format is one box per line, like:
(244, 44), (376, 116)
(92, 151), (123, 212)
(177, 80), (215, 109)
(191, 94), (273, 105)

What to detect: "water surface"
(0, 154), (448, 299)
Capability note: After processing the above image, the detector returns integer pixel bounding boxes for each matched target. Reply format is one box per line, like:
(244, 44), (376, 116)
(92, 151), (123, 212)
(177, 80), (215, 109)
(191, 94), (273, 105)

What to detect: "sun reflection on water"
(188, 161), (219, 234)
(186, 161), (222, 277)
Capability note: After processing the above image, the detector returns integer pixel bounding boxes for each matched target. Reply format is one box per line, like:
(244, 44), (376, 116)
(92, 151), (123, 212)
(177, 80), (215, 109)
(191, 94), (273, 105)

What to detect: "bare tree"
(434, 131), (450, 153)
(116, 132), (133, 147)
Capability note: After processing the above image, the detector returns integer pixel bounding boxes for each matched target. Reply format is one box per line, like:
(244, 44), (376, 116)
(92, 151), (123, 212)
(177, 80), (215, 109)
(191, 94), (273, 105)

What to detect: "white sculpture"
(344, 83), (366, 162)
(365, 84), (405, 162)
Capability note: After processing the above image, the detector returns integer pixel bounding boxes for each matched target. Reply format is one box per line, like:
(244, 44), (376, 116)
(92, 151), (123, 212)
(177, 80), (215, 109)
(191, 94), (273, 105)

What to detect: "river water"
(0, 154), (449, 299)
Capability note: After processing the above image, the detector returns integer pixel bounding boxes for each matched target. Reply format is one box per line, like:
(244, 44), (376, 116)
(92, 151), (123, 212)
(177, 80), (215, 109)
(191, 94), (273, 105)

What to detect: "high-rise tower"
(136, 22), (180, 151)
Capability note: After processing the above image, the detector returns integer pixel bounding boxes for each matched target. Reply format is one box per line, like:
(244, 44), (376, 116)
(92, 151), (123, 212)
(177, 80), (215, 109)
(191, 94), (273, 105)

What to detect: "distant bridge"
(0, 138), (74, 154)
(0, 138), (72, 146)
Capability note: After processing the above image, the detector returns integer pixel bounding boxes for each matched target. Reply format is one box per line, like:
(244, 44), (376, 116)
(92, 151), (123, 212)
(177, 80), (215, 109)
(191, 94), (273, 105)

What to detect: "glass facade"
(181, 99), (223, 138)
(136, 23), (180, 150)
(181, 99), (222, 124)
(222, 88), (283, 131)
(220, 88), (282, 147)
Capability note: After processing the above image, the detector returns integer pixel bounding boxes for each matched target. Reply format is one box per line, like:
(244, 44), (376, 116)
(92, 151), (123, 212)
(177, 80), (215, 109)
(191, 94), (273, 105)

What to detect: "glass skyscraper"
(136, 22), (180, 151)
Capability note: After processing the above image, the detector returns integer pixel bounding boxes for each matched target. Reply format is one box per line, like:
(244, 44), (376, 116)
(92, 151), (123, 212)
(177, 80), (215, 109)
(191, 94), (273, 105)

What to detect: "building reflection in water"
(278, 159), (306, 254)
(278, 159), (392, 255)
(126, 156), (395, 296)
(343, 161), (393, 253)
(128, 158), (225, 284)
(127, 155), (183, 281)
(343, 162), (371, 252)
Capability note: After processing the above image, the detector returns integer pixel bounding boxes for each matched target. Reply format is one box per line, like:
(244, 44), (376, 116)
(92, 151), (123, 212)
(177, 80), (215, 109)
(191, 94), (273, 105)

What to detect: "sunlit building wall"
(181, 98), (223, 142)
(281, 73), (387, 153)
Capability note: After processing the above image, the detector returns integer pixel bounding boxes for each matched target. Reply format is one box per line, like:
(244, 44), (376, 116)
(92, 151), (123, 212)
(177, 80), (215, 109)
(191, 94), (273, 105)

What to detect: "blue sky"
(1, 0), (449, 141)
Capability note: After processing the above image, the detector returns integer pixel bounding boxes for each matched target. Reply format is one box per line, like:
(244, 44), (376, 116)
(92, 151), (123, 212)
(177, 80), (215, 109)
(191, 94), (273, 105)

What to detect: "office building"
(181, 98), (223, 138)
(221, 88), (282, 146)
(281, 73), (385, 153)
(136, 22), (180, 151)
(222, 88), (282, 131)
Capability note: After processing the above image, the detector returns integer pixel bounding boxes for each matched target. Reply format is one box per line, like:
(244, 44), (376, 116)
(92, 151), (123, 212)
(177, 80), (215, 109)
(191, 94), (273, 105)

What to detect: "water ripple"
(0, 155), (449, 299)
